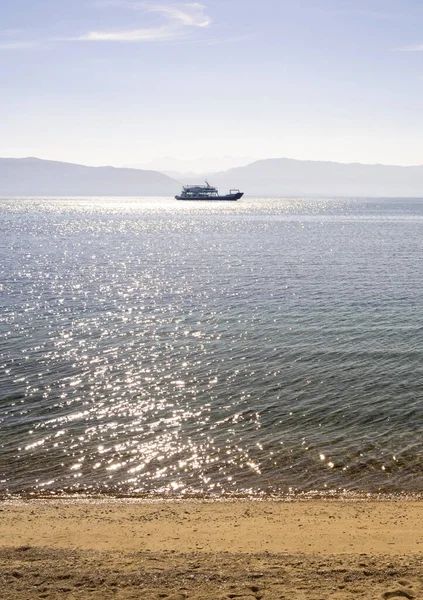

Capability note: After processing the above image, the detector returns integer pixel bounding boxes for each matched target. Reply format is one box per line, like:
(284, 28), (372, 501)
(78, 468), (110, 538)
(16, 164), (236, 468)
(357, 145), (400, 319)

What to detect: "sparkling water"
(1, 196), (423, 497)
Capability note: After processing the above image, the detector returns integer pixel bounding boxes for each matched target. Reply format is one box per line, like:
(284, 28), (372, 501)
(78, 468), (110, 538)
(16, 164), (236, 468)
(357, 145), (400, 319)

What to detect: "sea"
(1, 195), (423, 499)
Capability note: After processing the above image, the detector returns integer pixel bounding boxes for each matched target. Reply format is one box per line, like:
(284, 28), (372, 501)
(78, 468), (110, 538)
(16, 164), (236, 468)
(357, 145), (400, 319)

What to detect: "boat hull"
(175, 192), (243, 201)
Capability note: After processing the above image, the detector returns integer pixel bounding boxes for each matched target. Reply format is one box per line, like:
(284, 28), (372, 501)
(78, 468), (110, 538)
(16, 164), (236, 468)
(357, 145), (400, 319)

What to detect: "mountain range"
(3, 156), (423, 197)
(126, 155), (255, 176)
(0, 157), (177, 197)
(210, 158), (423, 198)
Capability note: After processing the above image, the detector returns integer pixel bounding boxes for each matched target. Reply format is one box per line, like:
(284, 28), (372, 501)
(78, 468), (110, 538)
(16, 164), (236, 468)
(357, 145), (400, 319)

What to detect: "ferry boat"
(175, 181), (243, 201)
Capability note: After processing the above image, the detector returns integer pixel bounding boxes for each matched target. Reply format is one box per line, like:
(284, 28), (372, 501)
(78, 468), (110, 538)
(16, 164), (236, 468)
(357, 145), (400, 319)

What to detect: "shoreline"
(3, 488), (423, 501)
(1, 499), (423, 599)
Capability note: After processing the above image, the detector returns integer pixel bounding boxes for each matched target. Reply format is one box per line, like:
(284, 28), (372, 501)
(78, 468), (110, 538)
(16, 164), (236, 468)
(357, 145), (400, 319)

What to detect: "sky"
(2, 0), (423, 168)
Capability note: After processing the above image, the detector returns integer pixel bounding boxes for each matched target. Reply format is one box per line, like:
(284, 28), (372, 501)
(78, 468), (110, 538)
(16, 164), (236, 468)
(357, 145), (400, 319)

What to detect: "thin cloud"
(325, 7), (400, 21)
(0, 28), (26, 36)
(77, 26), (185, 42)
(342, 9), (394, 20)
(398, 44), (423, 52)
(201, 33), (254, 46)
(0, 41), (38, 49)
(76, 2), (211, 42)
(0, 28), (39, 49)
(145, 3), (211, 28)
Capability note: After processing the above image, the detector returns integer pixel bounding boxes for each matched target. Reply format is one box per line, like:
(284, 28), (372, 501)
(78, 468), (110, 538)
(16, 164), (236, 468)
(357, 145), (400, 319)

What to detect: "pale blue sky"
(2, 0), (423, 167)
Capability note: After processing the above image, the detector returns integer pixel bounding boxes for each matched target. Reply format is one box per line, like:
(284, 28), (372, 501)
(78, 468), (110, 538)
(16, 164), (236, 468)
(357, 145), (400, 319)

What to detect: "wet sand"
(0, 499), (422, 599)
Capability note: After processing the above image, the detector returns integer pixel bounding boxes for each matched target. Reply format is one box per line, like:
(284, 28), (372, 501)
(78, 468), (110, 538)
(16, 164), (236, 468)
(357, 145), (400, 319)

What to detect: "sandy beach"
(0, 499), (422, 599)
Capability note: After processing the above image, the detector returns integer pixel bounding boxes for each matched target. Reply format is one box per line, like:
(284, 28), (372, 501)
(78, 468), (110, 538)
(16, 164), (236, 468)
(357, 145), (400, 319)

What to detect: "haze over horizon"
(3, 0), (423, 167)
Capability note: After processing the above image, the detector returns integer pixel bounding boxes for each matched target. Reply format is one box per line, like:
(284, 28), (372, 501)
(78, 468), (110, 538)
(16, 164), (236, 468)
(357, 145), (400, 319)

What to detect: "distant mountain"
(126, 155), (256, 175)
(0, 157), (179, 196)
(5, 156), (423, 198)
(209, 158), (423, 197)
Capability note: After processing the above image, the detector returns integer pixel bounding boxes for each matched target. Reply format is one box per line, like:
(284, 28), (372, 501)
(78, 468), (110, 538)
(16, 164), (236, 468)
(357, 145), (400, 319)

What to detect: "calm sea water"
(1, 196), (423, 498)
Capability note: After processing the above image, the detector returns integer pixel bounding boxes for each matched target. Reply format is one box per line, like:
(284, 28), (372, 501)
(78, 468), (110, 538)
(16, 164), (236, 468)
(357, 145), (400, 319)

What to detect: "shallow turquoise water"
(1, 196), (423, 497)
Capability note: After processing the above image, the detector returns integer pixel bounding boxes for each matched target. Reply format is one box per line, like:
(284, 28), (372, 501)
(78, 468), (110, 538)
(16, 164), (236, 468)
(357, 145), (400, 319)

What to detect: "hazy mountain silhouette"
(127, 155), (255, 175)
(209, 158), (423, 197)
(4, 156), (423, 198)
(0, 157), (179, 196)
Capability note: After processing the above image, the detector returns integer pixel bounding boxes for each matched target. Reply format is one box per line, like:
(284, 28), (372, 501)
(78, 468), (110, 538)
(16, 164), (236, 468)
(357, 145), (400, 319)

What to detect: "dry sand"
(0, 499), (422, 599)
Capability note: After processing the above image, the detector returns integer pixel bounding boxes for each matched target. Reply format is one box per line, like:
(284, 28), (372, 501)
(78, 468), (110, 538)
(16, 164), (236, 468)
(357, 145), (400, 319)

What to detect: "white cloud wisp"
(398, 44), (423, 52)
(145, 3), (211, 28)
(0, 41), (38, 49)
(76, 2), (211, 43)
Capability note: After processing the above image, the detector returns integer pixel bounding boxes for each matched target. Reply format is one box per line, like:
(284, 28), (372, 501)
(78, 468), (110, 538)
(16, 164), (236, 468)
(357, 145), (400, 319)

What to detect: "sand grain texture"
(0, 500), (422, 599)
